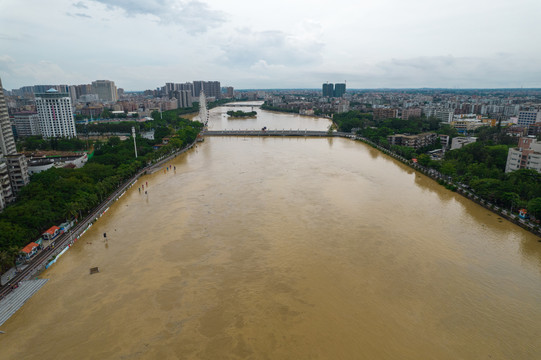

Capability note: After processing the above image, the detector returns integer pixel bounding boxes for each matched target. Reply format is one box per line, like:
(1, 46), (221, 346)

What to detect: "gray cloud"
(221, 29), (324, 68)
(321, 55), (541, 88)
(88, 0), (226, 34)
(73, 1), (88, 9)
(66, 12), (92, 18)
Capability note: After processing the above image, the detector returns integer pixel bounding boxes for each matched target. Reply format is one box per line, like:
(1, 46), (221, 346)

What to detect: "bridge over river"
(203, 130), (353, 138)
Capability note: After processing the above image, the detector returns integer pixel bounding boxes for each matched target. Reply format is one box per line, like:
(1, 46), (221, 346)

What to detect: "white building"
(505, 136), (541, 173)
(451, 136), (477, 150)
(434, 110), (454, 123)
(35, 89), (77, 138)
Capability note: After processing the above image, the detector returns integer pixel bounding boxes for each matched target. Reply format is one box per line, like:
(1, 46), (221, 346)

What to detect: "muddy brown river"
(1, 105), (541, 359)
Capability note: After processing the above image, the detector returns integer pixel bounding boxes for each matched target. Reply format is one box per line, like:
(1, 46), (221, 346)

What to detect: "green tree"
(527, 197), (541, 218)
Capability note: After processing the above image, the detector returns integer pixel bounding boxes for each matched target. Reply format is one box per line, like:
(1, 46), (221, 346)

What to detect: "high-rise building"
(91, 80), (118, 102)
(517, 110), (541, 127)
(0, 81), (16, 157)
(322, 83), (334, 97)
(75, 84), (94, 99)
(193, 81), (221, 99)
(334, 83), (346, 97)
(180, 82), (194, 96)
(224, 86), (234, 98)
(174, 90), (193, 108)
(205, 81), (221, 99)
(6, 154), (29, 194)
(0, 77), (29, 206)
(35, 89), (77, 138)
(11, 112), (41, 137)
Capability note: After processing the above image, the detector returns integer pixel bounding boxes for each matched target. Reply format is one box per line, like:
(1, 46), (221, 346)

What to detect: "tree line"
(226, 110), (257, 117)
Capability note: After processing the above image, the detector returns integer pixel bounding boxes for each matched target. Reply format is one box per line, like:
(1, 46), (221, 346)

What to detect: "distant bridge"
(203, 130), (353, 138)
(222, 104), (261, 107)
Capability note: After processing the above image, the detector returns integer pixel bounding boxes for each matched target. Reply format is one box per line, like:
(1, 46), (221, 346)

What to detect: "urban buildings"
(401, 108), (422, 120)
(506, 136), (541, 173)
(224, 86), (234, 98)
(35, 89), (77, 138)
(373, 108), (398, 120)
(322, 83), (346, 97)
(451, 136), (477, 150)
(91, 80), (118, 102)
(434, 110), (454, 123)
(387, 132), (438, 149)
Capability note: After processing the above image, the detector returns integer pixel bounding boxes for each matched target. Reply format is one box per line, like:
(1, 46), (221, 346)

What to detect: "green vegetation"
(17, 136), (87, 152)
(0, 116), (203, 272)
(226, 110), (257, 117)
(76, 121), (138, 135)
(260, 103), (300, 113)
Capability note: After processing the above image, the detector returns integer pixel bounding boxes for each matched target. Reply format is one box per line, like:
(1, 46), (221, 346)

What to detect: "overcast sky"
(1, 0), (540, 90)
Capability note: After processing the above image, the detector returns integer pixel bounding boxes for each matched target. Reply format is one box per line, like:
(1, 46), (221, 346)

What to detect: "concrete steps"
(0, 279), (48, 327)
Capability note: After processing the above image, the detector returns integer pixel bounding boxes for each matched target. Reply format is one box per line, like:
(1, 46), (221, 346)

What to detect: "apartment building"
(505, 136), (541, 173)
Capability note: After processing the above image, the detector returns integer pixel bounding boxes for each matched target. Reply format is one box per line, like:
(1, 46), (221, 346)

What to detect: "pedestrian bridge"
(203, 130), (352, 138)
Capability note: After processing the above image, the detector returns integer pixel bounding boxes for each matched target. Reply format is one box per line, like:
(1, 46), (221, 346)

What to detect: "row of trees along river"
(332, 111), (541, 221)
(0, 111), (204, 273)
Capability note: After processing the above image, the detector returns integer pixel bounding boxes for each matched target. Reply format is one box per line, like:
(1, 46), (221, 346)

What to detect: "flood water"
(1, 105), (541, 359)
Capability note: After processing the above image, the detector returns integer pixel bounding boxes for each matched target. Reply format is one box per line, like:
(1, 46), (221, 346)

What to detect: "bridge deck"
(204, 130), (351, 137)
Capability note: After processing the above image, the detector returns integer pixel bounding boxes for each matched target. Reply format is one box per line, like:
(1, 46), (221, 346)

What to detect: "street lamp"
(132, 126), (138, 158)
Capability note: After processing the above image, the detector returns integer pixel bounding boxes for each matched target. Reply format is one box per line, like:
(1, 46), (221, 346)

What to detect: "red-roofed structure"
(20, 242), (40, 260)
(43, 226), (62, 240)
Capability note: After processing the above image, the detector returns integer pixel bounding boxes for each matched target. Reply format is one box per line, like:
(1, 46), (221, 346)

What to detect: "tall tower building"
(322, 83), (334, 97)
(334, 83), (346, 97)
(0, 77), (29, 207)
(35, 89), (77, 138)
(193, 81), (221, 99)
(91, 80), (118, 102)
(0, 79), (16, 157)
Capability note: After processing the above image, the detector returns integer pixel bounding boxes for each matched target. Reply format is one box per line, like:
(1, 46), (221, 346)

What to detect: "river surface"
(1, 105), (541, 359)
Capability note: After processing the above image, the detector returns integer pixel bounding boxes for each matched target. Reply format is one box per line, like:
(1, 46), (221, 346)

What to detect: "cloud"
(66, 12), (92, 18)
(318, 54), (541, 88)
(0, 58), (86, 88)
(73, 1), (88, 9)
(88, 0), (226, 34)
(221, 27), (324, 68)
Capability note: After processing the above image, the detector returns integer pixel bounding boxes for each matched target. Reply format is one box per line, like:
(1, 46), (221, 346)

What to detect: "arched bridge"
(203, 130), (353, 138)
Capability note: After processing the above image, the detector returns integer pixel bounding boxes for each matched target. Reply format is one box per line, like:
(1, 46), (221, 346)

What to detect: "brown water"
(1, 111), (541, 359)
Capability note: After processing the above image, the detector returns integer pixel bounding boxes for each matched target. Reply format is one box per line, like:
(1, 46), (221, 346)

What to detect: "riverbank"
(353, 135), (541, 239)
(0, 136), (200, 301)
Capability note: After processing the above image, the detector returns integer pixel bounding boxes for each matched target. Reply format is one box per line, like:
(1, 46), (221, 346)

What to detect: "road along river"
(1, 105), (540, 359)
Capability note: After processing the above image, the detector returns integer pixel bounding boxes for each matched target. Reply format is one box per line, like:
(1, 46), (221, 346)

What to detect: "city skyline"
(1, 0), (541, 90)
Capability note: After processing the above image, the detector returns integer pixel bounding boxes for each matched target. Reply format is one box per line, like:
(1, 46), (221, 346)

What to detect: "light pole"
(132, 126), (138, 158)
